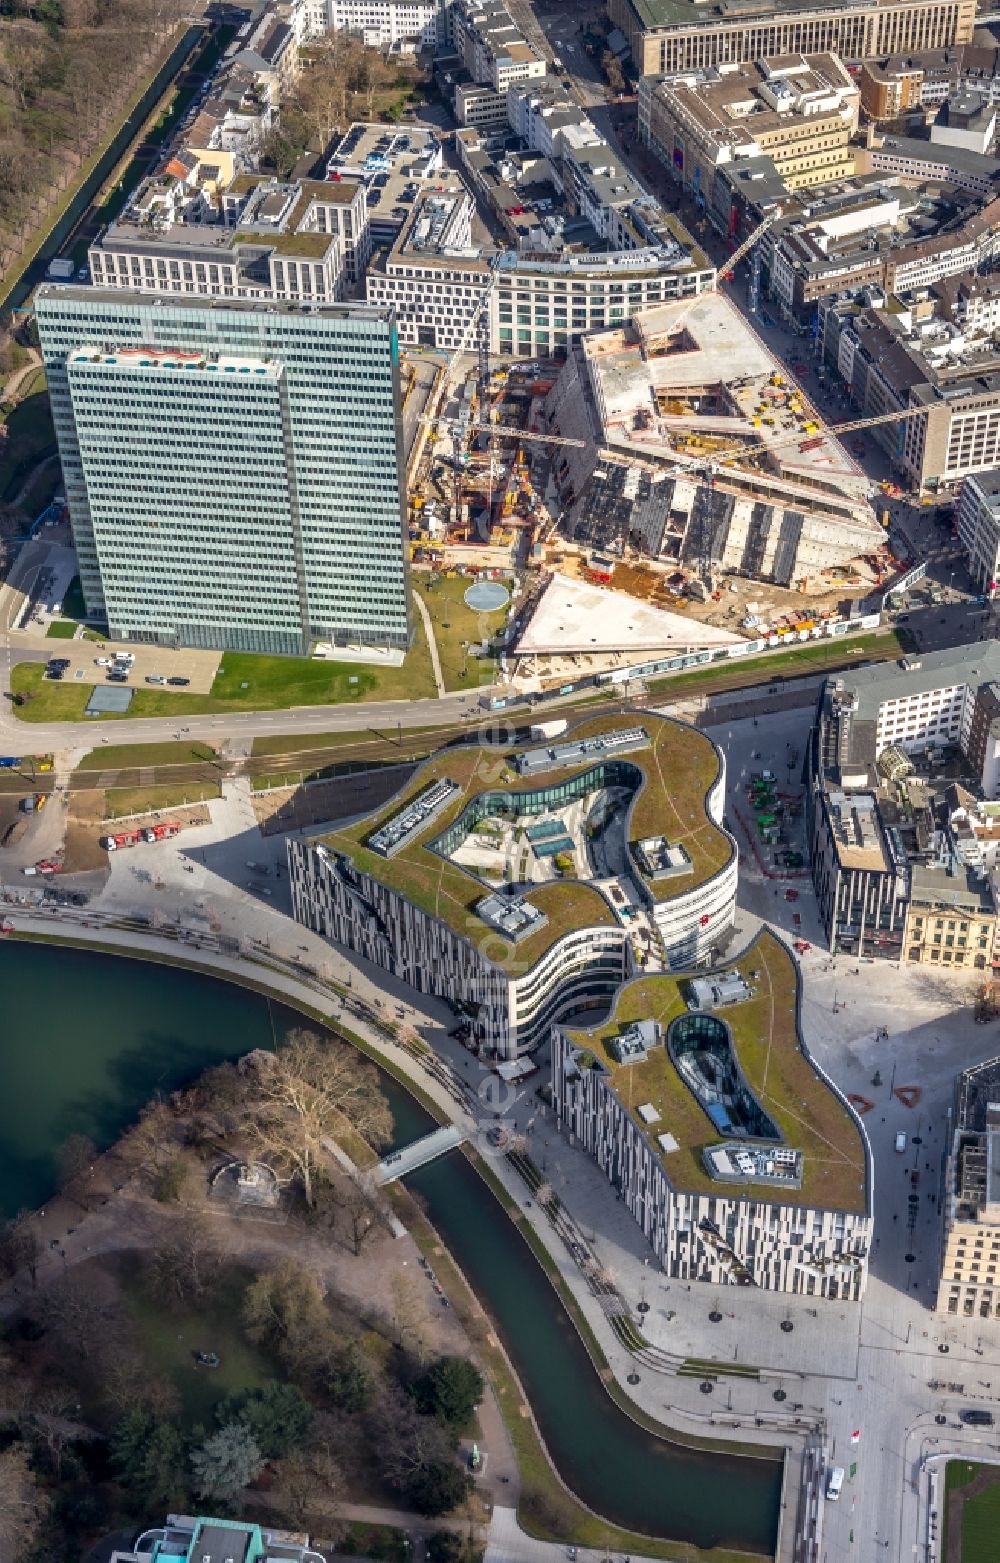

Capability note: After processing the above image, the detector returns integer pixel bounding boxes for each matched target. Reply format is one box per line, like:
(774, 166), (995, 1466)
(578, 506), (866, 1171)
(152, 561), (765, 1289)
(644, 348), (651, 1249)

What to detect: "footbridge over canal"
(374, 1124), (468, 1184)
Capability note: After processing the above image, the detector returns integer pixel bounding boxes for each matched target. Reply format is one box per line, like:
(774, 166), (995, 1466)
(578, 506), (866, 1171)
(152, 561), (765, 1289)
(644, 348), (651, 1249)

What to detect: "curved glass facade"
(667, 1012), (780, 1141)
(432, 760), (643, 861)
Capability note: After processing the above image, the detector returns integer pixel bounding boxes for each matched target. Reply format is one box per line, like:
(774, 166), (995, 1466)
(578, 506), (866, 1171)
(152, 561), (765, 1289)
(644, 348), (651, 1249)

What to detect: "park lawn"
(416, 573), (508, 691)
(119, 1259), (276, 1429)
(78, 740), (218, 770)
(104, 780), (221, 818)
(45, 620), (77, 639)
(12, 621), (436, 722)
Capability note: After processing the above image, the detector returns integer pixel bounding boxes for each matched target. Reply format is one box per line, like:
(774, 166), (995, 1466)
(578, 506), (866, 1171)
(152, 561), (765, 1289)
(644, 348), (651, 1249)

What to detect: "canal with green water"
(0, 941), (781, 1556)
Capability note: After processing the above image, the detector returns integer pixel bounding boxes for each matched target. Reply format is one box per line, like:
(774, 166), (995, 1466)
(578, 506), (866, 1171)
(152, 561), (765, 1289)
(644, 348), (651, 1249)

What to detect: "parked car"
(48, 658), (70, 669)
(107, 672), (128, 683)
(95, 657), (111, 667)
(145, 675), (166, 685)
(167, 676), (190, 686)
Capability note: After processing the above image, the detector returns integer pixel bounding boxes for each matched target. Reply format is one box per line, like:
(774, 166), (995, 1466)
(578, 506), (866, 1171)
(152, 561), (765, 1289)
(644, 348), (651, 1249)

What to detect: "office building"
(442, 0), (546, 129)
(111, 1514), (323, 1563)
(938, 1055), (1000, 1318)
(301, 0), (443, 49)
(931, 90), (997, 154)
(818, 288), (1000, 494)
(551, 930), (872, 1297)
(288, 713), (739, 1059)
(609, 0), (975, 78)
(89, 172), (371, 303)
(639, 54), (860, 211)
(808, 644), (1000, 957)
(36, 287), (410, 656)
(958, 470), (1000, 593)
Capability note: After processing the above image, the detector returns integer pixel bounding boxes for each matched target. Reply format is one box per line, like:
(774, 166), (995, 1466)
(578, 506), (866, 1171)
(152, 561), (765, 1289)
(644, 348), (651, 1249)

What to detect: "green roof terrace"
(315, 711), (734, 974)
(565, 929), (869, 1214)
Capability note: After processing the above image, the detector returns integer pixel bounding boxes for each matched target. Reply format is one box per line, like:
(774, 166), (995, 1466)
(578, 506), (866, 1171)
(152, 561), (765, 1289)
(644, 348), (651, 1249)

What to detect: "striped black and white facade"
(551, 1030), (873, 1298)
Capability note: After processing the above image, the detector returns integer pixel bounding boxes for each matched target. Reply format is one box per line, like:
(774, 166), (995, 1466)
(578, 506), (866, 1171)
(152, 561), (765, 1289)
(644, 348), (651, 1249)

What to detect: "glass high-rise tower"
(36, 286), (411, 656)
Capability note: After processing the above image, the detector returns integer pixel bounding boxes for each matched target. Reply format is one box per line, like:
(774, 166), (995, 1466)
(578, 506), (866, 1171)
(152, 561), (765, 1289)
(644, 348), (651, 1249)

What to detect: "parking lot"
(42, 642), (221, 695)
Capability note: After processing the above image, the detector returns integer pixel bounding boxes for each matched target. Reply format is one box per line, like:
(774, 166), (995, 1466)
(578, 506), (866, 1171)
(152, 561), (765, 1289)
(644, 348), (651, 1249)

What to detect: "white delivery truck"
(825, 1467), (844, 1501)
(46, 258), (74, 281)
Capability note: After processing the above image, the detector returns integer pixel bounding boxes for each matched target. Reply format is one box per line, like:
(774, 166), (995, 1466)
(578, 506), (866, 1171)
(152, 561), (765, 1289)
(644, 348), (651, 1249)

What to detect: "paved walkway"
(1, 346), (40, 404)
(412, 589), (446, 699)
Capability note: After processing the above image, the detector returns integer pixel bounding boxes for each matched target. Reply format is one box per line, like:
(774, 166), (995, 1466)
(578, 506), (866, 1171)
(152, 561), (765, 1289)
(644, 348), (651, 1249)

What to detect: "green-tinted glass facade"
(36, 287), (411, 656)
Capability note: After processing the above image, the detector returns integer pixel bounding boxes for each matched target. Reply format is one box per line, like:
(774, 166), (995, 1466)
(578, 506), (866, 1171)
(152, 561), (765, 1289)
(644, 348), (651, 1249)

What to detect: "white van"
(825, 1467), (844, 1501)
(895, 1132), (907, 1153)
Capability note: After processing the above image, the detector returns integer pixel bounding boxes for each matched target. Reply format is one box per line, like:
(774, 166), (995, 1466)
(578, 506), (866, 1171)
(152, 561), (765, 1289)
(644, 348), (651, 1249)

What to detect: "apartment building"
(112, 1514), (323, 1563)
(89, 173), (371, 304)
(35, 288), (410, 657)
(551, 931), (872, 1298)
(609, 0), (975, 78)
(938, 1056), (1000, 1318)
(639, 54), (859, 212)
(859, 43), (1000, 121)
(288, 715), (739, 1059)
(229, 5), (301, 105)
(957, 469), (1000, 593)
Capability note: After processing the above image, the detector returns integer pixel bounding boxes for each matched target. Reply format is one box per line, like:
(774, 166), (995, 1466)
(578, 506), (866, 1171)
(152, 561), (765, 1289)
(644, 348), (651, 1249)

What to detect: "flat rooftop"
(830, 639), (1000, 724)
(565, 929), (869, 1213)
(313, 712), (733, 968)
(627, 0), (886, 29)
(515, 571), (743, 658)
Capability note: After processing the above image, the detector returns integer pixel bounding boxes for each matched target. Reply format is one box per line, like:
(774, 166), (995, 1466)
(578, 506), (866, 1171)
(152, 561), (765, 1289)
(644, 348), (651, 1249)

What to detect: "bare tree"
(149, 1214), (221, 1305)
(241, 1031), (392, 1208)
(277, 1442), (346, 1531)
(116, 1100), (175, 1180)
(0, 1444), (48, 1561)
(57, 1133), (97, 1207)
(389, 1269), (430, 1362)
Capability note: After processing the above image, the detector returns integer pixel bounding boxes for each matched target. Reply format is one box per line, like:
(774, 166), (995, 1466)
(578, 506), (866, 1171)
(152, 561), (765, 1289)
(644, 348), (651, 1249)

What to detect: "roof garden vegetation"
(566, 930), (868, 1214)
(317, 713), (732, 970)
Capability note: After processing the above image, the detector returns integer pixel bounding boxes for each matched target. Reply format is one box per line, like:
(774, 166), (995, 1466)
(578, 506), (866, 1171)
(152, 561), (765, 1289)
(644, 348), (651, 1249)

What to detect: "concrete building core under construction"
(545, 293), (885, 589)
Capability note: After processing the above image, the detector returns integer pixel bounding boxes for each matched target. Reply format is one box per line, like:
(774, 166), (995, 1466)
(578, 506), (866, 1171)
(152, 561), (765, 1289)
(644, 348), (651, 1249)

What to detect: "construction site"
(399, 235), (913, 692)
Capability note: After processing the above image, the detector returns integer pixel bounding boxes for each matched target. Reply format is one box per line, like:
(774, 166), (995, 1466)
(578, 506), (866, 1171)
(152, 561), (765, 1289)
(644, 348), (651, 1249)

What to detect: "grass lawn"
(12, 622), (435, 722)
(119, 1259), (276, 1428)
(78, 740), (218, 771)
(342, 1523), (410, 1563)
(942, 1459), (1000, 1563)
(105, 780), (221, 817)
(416, 573), (509, 691)
(646, 628), (907, 701)
(45, 620), (78, 639)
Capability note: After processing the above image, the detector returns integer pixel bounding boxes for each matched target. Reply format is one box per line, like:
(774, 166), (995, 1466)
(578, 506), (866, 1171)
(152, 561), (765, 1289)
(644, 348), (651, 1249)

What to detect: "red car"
(784, 888), (799, 902)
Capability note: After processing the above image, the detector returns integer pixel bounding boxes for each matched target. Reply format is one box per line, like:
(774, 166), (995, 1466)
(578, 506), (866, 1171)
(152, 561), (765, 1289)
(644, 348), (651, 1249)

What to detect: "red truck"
(99, 829), (144, 852)
(142, 821), (180, 844)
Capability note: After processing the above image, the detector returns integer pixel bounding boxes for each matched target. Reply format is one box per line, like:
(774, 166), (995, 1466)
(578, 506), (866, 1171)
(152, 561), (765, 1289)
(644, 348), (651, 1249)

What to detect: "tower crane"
(722, 209), (781, 315)
(705, 402), (929, 470)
